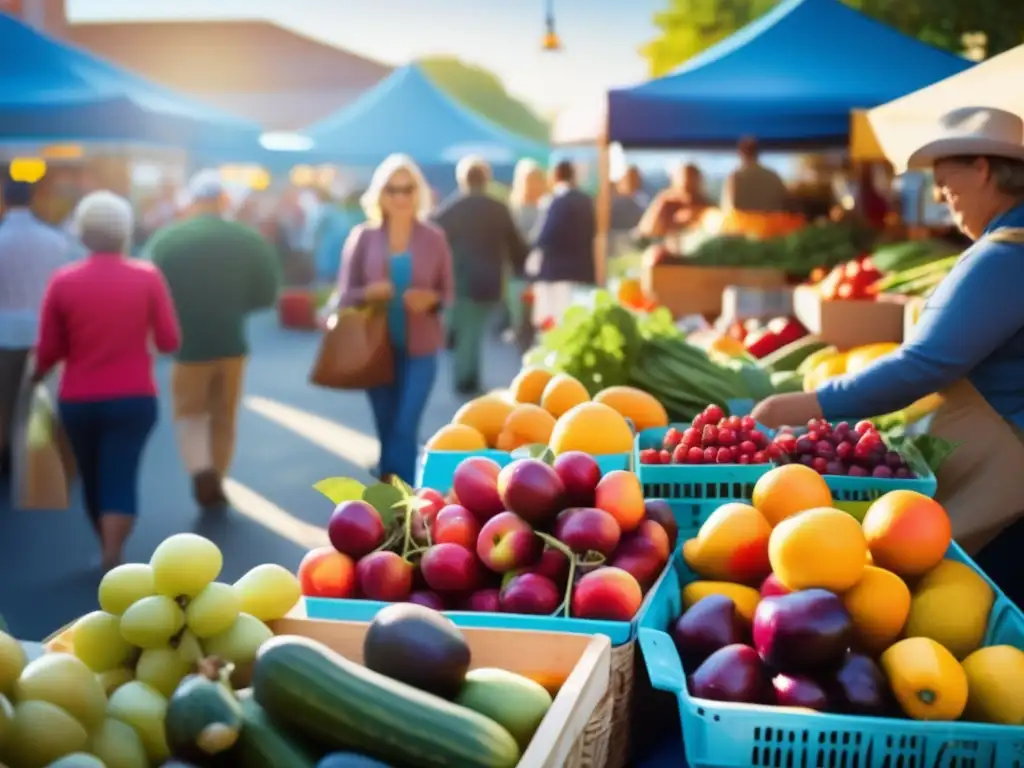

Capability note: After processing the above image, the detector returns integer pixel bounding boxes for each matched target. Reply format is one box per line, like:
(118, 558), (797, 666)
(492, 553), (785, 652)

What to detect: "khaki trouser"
(171, 357), (246, 476)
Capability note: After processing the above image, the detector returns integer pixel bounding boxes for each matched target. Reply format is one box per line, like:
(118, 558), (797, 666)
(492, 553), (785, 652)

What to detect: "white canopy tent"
(865, 44), (1024, 172)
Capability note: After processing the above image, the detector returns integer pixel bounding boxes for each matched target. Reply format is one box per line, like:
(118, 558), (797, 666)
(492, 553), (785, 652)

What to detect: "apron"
(923, 227), (1024, 555)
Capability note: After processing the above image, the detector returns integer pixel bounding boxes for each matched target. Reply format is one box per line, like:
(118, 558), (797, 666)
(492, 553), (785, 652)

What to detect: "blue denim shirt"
(818, 201), (1024, 428)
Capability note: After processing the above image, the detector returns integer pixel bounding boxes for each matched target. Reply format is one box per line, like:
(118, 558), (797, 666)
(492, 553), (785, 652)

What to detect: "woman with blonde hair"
(337, 154), (454, 484)
(506, 159), (547, 345)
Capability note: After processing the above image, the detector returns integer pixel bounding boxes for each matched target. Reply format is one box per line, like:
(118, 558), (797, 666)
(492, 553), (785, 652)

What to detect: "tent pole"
(594, 130), (611, 287)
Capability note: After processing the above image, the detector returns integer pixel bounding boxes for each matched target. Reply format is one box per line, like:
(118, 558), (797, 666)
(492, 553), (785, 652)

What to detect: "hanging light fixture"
(541, 0), (562, 51)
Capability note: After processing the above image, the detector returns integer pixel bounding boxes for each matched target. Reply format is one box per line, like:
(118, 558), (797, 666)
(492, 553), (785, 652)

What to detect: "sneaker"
(192, 469), (228, 510)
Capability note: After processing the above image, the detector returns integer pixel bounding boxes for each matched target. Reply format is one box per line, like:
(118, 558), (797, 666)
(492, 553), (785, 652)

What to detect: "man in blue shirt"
(752, 106), (1024, 605)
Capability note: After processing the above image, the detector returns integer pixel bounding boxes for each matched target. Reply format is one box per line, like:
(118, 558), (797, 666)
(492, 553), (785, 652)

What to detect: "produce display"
(0, 534), (302, 767)
(301, 461), (678, 619)
(810, 255), (883, 300)
(771, 418), (918, 479)
(871, 240), (960, 298)
(684, 220), (876, 275)
(638, 404), (778, 465)
(667, 469), (1024, 724)
(720, 316), (808, 360)
(247, 604), (554, 768)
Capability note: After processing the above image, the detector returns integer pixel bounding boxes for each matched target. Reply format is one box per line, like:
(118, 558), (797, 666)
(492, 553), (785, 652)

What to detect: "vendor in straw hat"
(752, 106), (1024, 605)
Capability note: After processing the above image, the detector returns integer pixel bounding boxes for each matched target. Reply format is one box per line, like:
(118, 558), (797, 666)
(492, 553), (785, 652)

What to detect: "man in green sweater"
(148, 174), (280, 510)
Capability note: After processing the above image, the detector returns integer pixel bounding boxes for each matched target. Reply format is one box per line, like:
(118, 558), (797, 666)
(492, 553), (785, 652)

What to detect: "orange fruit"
(451, 395), (516, 448)
(426, 424), (488, 451)
(509, 367), (554, 405)
(841, 565), (911, 653)
(494, 403), (557, 451)
(862, 491), (952, 578)
(549, 402), (633, 456)
(593, 386), (669, 432)
(752, 464), (833, 527)
(682, 502), (771, 584)
(540, 373), (590, 418)
(768, 507), (867, 592)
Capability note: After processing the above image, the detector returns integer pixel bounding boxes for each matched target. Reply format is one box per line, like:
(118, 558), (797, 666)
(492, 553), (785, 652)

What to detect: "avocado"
(363, 603), (470, 699)
(455, 667), (553, 749)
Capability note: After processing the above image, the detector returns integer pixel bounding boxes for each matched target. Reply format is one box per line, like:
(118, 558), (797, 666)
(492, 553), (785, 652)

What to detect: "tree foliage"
(416, 56), (550, 142)
(641, 0), (1024, 78)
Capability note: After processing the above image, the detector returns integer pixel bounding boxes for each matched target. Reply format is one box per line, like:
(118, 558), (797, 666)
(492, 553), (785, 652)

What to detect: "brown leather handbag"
(309, 307), (395, 390)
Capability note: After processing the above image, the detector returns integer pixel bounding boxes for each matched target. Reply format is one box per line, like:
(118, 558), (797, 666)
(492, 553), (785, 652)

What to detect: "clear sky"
(66, 0), (662, 115)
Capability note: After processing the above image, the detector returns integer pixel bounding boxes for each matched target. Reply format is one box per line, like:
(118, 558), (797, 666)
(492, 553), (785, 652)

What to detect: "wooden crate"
(270, 617), (613, 768)
(793, 285), (906, 349)
(642, 263), (788, 319)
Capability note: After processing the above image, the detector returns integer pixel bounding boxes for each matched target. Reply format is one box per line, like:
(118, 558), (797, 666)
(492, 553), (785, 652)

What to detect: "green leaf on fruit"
(313, 477), (367, 504)
(389, 474), (416, 497)
(362, 483), (403, 527)
(510, 443), (556, 465)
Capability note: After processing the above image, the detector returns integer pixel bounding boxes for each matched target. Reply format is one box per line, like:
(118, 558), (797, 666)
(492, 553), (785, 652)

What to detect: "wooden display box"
(793, 285), (906, 349)
(270, 616), (613, 768)
(642, 263), (787, 319)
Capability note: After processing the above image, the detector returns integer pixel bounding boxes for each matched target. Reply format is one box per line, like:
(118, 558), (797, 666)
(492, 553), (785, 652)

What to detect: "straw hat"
(906, 107), (1024, 170)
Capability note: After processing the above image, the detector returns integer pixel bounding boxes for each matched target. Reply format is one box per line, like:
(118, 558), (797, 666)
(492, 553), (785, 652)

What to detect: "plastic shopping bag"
(11, 374), (75, 511)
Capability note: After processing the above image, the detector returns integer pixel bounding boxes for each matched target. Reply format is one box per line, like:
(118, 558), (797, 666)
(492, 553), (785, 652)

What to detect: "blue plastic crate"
(634, 426), (773, 511)
(637, 543), (1024, 768)
(418, 449), (630, 491)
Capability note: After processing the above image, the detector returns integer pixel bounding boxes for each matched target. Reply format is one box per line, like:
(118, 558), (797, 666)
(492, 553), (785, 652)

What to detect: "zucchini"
(237, 696), (320, 768)
(253, 636), (521, 768)
(758, 337), (827, 373)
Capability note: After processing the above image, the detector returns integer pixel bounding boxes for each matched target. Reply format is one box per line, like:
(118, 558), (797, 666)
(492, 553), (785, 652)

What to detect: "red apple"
(476, 511), (542, 573)
(327, 500), (385, 558)
(432, 504), (480, 549)
(571, 567), (643, 621)
(297, 546), (356, 598)
(356, 551), (413, 601)
(414, 487), (447, 526)
(499, 573), (561, 615)
(760, 573), (792, 598)
(594, 470), (645, 533)
(420, 543), (481, 592)
(451, 456), (504, 522)
(408, 590), (446, 610)
(643, 499), (679, 551)
(497, 458), (566, 525)
(553, 451), (602, 507)
(610, 520), (670, 591)
(459, 588), (500, 612)
(554, 507), (621, 556)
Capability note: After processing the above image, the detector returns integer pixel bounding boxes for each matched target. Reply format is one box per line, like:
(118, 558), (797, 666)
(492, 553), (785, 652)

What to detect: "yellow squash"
(844, 343), (899, 375)
(962, 645), (1024, 725)
(802, 353), (847, 392)
(880, 637), (968, 721)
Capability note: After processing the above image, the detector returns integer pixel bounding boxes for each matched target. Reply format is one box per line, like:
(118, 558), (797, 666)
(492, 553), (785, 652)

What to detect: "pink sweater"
(36, 254), (181, 402)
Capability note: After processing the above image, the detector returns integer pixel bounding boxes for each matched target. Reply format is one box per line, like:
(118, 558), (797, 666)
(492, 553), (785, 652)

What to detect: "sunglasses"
(384, 184), (417, 197)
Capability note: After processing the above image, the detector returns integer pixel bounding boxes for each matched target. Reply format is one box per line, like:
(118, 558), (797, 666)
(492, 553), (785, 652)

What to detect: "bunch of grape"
(45, 533), (303, 765)
(772, 419), (916, 478)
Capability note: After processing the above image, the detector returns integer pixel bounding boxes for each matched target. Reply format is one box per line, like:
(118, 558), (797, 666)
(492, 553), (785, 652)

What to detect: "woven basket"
(562, 639), (635, 768)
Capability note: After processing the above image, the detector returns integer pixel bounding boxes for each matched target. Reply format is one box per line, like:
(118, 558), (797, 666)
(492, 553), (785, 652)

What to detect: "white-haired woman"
(507, 160), (547, 344)
(34, 191), (181, 568)
(337, 154), (453, 484)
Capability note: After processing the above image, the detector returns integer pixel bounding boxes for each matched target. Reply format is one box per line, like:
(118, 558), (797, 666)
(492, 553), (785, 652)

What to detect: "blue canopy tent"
(302, 64), (548, 188)
(606, 0), (972, 148)
(0, 13), (263, 153)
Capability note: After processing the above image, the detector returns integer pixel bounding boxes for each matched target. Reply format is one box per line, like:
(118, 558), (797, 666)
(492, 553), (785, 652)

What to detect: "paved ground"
(0, 311), (522, 640)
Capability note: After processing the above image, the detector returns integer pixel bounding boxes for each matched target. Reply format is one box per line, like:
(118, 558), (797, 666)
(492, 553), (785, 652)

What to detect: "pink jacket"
(337, 221), (454, 356)
(36, 254), (181, 401)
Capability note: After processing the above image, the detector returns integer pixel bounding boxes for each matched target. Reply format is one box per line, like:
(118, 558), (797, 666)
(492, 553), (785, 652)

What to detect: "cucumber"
(253, 636), (521, 768)
(237, 696), (320, 768)
(758, 337), (828, 373)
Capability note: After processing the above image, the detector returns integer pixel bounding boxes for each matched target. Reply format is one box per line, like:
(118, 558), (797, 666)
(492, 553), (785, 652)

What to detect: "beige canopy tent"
(851, 44), (1024, 170)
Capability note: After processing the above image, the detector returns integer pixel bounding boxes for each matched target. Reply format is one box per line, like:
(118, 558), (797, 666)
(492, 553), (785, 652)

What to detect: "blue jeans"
(59, 396), (158, 523)
(368, 354), (437, 484)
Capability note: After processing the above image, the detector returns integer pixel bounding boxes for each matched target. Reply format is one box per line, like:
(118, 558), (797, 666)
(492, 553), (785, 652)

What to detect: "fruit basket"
(271, 616), (614, 768)
(419, 450), (629, 495)
(637, 543), (1024, 768)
